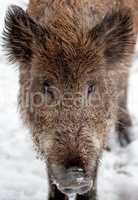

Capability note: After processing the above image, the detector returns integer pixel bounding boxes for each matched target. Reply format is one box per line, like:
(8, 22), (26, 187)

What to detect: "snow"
(0, 1), (138, 200)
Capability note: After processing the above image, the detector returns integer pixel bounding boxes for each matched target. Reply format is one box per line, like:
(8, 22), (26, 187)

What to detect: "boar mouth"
(51, 167), (95, 195)
(55, 178), (93, 195)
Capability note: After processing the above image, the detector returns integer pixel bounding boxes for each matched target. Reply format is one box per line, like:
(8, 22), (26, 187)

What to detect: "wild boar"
(3, 0), (137, 199)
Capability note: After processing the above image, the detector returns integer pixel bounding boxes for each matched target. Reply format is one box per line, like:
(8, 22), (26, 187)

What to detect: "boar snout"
(47, 127), (100, 195)
(52, 167), (93, 195)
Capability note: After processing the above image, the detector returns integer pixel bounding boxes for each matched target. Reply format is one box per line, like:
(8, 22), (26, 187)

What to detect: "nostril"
(66, 167), (85, 181)
(67, 167), (84, 174)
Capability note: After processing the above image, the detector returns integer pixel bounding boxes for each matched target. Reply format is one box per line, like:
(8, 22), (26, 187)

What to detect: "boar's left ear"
(3, 5), (49, 64)
(90, 8), (136, 64)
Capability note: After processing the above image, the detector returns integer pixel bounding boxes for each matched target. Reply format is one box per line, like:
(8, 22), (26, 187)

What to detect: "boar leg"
(116, 109), (132, 147)
(49, 184), (66, 200)
(116, 87), (132, 147)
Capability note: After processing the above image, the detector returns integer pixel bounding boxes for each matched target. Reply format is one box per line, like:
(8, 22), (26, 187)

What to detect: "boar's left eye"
(87, 81), (95, 97)
(43, 80), (54, 100)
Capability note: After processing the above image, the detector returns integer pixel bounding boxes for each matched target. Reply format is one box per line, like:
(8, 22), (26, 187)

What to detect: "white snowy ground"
(0, 1), (138, 200)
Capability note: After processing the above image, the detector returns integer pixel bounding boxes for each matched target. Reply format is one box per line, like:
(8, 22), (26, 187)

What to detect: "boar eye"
(43, 80), (54, 99)
(87, 81), (95, 97)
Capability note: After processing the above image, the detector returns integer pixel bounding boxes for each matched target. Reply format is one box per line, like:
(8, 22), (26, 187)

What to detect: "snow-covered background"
(0, 1), (138, 200)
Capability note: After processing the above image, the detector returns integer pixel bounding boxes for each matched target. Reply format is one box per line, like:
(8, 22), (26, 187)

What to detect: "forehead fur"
(33, 27), (102, 79)
(32, 7), (135, 78)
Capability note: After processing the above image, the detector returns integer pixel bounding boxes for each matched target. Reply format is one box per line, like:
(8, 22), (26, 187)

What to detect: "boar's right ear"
(3, 5), (49, 64)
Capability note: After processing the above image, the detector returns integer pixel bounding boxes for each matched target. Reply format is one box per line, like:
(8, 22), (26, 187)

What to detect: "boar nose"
(55, 167), (93, 195)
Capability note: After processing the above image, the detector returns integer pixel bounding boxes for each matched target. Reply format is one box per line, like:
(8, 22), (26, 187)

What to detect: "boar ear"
(91, 8), (136, 64)
(3, 5), (48, 64)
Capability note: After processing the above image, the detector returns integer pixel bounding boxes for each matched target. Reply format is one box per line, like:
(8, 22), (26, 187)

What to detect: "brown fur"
(28, 0), (138, 33)
(3, 1), (137, 199)
(121, 0), (138, 33)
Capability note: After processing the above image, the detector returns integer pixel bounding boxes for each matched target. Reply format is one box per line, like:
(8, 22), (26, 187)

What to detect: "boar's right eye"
(87, 81), (96, 98)
(43, 80), (54, 100)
